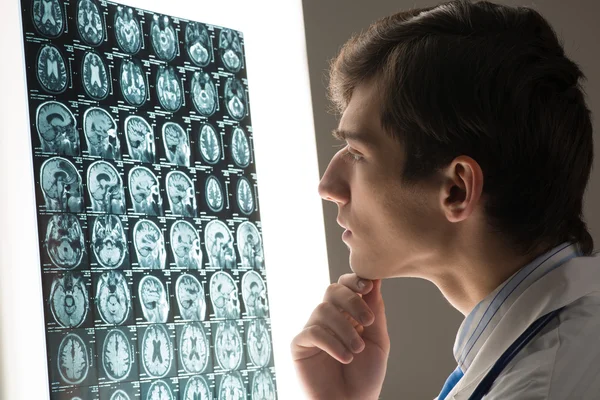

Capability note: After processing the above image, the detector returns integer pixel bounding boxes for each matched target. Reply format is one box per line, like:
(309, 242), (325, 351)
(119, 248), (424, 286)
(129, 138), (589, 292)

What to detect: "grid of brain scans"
(20, 1), (277, 399)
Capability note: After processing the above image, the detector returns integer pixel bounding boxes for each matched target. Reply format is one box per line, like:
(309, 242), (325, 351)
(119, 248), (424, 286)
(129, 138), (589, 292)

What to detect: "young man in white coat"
(291, 0), (598, 398)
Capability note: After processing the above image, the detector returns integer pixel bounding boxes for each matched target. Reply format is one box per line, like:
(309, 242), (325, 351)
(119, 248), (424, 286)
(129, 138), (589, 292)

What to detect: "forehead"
(338, 82), (384, 141)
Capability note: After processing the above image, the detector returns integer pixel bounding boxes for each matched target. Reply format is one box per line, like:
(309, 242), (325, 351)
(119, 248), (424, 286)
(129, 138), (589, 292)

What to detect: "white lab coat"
(438, 243), (600, 399)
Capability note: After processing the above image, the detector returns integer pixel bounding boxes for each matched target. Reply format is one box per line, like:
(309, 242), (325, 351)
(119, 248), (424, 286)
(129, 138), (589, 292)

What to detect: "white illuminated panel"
(0, 0), (329, 399)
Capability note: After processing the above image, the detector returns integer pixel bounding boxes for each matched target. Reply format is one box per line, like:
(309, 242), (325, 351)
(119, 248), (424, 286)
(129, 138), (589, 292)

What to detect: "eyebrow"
(331, 128), (377, 149)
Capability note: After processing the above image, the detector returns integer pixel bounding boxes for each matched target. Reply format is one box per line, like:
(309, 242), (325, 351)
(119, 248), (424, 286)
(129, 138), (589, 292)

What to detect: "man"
(291, 0), (598, 399)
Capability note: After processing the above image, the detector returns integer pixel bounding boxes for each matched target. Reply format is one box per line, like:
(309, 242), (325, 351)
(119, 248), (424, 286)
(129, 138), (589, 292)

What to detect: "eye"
(341, 145), (363, 164)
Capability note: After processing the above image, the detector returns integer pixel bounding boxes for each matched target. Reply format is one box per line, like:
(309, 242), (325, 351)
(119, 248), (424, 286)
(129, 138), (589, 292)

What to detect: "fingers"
(324, 282), (374, 327)
(292, 324), (353, 364)
(306, 302), (366, 354)
(361, 279), (391, 353)
(338, 273), (373, 295)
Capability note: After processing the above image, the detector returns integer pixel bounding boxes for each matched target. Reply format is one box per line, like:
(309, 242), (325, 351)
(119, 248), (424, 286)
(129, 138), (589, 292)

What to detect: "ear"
(439, 156), (484, 223)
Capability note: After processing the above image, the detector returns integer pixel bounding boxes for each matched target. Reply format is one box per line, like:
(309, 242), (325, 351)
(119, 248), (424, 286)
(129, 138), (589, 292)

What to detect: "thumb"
(361, 279), (389, 349)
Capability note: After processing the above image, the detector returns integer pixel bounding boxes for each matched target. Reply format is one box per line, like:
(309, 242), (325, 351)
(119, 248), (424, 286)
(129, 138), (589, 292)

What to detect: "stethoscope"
(467, 307), (564, 400)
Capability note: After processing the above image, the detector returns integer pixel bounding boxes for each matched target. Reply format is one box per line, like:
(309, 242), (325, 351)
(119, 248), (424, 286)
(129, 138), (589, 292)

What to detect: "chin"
(349, 254), (386, 280)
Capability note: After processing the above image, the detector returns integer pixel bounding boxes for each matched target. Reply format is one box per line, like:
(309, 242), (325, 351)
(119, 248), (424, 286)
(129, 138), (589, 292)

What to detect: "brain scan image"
(209, 271), (240, 319)
(191, 72), (217, 117)
(129, 166), (163, 216)
(182, 375), (212, 400)
(214, 321), (243, 371)
(242, 271), (268, 318)
(40, 157), (84, 212)
(87, 161), (126, 214)
(231, 127), (250, 168)
(138, 275), (169, 323)
(96, 271), (131, 325)
(110, 390), (130, 400)
(171, 221), (202, 270)
(252, 369), (276, 400)
(224, 78), (247, 121)
(175, 274), (205, 321)
(32, 0), (64, 38)
(237, 177), (254, 215)
(49, 272), (89, 328)
(185, 22), (212, 67)
(237, 222), (264, 270)
(141, 324), (173, 378)
(102, 329), (133, 381)
(146, 380), (174, 400)
(218, 372), (246, 400)
(205, 220), (236, 270)
(57, 332), (90, 385)
(150, 15), (178, 61)
(205, 176), (224, 213)
(36, 101), (79, 156)
(198, 123), (220, 164)
(92, 215), (128, 269)
(120, 59), (147, 107)
(133, 220), (166, 270)
(114, 6), (142, 54)
(76, 0), (103, 46)
(156, 66), (182, 112)
(179, 322), (210, 374)
(125, 115), (154, 163)
(162, 122), (190, 166)
(82, 52), (109, 100)
(36, 44), (68, 94)
(167, 172), (196, 217)
(247, 319), (271, 368)
(83, 107), (121, 160)
(218, 29), (243, 73)
(45, 214), (85, 270)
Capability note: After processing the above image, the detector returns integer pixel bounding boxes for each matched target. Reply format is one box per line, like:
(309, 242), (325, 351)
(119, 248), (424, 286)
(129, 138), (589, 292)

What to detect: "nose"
(318, 149), (350, 205)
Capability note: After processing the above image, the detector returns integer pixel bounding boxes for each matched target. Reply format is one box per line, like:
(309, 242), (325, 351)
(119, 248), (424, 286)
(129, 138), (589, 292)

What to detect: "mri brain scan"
(114, 6), (142, 54)
(49, 272), (89, 328)
(214, 321), (243, 371)
(110, 390), (130, 400)
(179, 322), (210, 374)
(171, 221), (202, 270)
(82, 52), (109, 100)
(224, 78), (247, 121)
(209, 271), (240, 319)
(36, 101), (79, 156)
(247, 319), (271, 368)
(129, 166), (163, 215)
(252, 369), (276, 400)
(57, 332), (90, 385)
(40, 157), (84, 212)
(242, 271), (268, 318)
(175, 274), (205, 320)
(218, 29), (242, 73)
(120, 59), (147, 107)
(138, 275), (169, 322)
(151, 15), (178, 61)
(231, 127), (250, 168)
(92, 215), (128, 269)
(166, 172), (196, 217)
(133, 219), (166, 270)
(218, 372), (246, 400)
(125, 115), (154, 163)
(146, 380), (174, 400)
(102, 329), (133, 381)
(237, 222), (264, 270)
(205, 175), (224, 213)
(32, 0), (64, 38)
(237, 177), (254, 215)
(96, 271), (131, 325)
(83, 107), (121, 160)
(76, 0), (103, 46)
(191, 72), (217, 117)
(37, 44), (68, 94)
(162, 122), (190, 166)
(45, 214), (85, 269)
(185, 22), (212, 67)
(141, 324), (173, 378)
(182, 375), (212, 400)
(87, 161), (126, 214)
(205, 220), (235, 270)
(156, 66), (182, 112)
(198, 123), (220, 164)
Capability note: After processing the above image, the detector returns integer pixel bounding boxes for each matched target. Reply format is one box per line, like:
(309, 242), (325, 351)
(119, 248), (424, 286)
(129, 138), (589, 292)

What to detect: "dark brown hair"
(329, 0), (595, 256)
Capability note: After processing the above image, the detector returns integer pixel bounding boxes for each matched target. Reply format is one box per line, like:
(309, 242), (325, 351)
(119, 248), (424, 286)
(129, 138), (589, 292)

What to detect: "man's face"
(318, 81), (442, 280)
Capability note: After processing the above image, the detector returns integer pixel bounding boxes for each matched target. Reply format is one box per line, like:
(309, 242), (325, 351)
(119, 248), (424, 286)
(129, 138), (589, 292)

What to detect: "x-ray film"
(21, 0), (277, 396)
